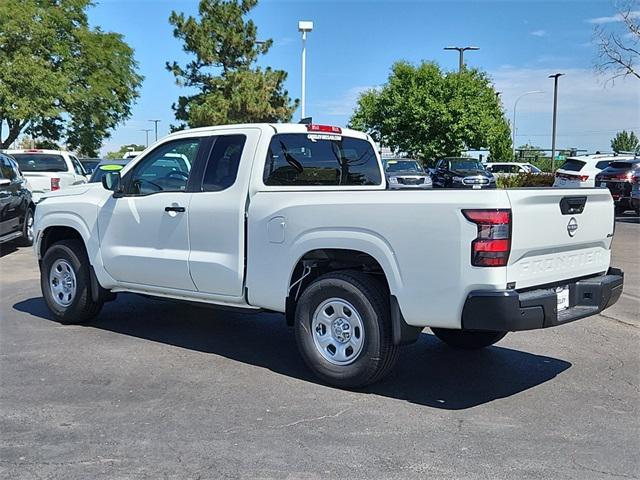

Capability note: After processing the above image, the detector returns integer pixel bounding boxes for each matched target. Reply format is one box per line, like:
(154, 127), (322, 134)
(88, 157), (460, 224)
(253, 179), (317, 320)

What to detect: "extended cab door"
(187, 129), (261, 297)
(98, 137), (203, 291)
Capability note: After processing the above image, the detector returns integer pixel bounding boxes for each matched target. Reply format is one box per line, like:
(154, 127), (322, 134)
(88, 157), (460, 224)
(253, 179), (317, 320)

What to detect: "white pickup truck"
(33, 123), (623, 387)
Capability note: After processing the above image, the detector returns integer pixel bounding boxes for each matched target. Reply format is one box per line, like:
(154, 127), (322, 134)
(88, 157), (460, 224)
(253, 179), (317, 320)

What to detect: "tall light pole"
(140, 129), (151, 147)
(444, 46), (479, 72)
(548, 73), (564, 171)
(512, 90), (544, 159)
(148, 119), (161, 142)
(298, 21), (313, 120)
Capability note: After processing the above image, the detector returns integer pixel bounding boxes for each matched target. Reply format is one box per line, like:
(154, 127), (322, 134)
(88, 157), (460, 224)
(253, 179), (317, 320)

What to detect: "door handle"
(164, 206), (186, 213)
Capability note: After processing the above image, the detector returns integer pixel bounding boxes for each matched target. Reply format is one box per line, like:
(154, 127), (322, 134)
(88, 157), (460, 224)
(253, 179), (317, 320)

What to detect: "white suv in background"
(553, 154), (634, 188)
(4, 149), (88, 202)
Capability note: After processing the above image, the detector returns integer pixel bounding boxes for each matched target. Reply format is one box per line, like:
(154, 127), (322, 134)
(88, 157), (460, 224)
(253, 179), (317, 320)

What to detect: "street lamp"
(140, 129), (151, 147)
(512, 90), (544, 158)
(298, 20), (313, 120)
(548, 73), (564, 171)
(444, 46), (479, 72)
(148, 120), (161, 142)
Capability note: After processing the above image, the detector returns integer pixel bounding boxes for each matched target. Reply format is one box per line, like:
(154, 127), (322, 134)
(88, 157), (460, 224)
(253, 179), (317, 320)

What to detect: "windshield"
(11, 153), (68, 172)
(89, 163), (126, 183)
(449, 159), (484, 171)
(385, 160), (424, 173)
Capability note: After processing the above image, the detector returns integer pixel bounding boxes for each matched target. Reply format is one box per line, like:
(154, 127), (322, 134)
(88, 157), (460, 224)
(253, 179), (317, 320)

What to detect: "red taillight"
(27, 149), (43, 153)
(579, 175), (589, 182)
(463, 209), (511, 267)
(306, 124), (342, 134)
(51, 177), (60, 191)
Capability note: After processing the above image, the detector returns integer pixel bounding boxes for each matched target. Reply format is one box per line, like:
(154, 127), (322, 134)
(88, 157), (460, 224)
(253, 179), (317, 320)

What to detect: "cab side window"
(70, 156), (86, 176)
(127, 138), (200, 195)
(201, 135), (246, 192)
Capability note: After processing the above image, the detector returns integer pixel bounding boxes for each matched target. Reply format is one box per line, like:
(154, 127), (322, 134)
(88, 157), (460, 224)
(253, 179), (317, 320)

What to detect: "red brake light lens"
(463, 209), (511, 267)
(579, 175), (589, 182)
(51, 177), (60, 191)
(306, 124), (342, 134)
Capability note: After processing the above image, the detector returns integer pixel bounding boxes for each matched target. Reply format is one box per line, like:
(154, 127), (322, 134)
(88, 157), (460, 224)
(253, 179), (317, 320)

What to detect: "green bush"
(496, 173), (555, 189)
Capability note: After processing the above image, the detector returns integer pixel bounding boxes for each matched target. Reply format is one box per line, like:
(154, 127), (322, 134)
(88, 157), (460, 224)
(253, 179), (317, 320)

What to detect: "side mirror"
(0, 178), (10, 187)
(102, 171), (123, 197)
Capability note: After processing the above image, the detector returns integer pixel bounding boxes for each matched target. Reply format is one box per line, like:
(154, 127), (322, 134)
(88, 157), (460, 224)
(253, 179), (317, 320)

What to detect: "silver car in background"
(383, 159), (432, 189)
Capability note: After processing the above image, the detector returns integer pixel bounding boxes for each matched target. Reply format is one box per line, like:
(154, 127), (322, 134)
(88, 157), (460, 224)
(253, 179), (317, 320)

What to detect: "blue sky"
(90, 0), (639, 155)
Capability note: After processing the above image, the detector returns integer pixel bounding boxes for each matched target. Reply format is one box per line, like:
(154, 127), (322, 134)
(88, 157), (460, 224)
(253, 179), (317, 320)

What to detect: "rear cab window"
(263, 133), (381, 186)
(559, 159), (586, 172)
(11, 153), (68, 172)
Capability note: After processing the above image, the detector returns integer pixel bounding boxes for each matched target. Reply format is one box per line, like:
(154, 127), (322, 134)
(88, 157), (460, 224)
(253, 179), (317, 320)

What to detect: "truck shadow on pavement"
(14, 294), (572, 410)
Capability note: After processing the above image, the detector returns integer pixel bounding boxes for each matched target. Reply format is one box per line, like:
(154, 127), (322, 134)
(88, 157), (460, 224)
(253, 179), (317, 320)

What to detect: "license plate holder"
(556, 285), (570, 311)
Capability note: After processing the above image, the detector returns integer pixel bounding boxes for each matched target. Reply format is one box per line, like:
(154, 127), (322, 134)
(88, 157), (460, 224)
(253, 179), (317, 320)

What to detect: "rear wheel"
(294, 271), (399, 388)
(431, 328), (506, 350)
(41, 239), (103, 324)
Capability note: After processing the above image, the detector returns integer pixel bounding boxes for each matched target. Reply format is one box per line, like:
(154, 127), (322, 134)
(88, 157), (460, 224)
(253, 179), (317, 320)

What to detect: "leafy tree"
(610, 130), (640, 153)
(594, 1), (640, 82)
(105, 144), (146, 160)
(166, 0), (298, 130)
(349, 61), (512, 160)
(0, 0), (143, 156)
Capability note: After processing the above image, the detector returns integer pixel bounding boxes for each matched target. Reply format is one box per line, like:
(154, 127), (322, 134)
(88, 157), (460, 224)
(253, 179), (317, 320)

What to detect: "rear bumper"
(462, 268), (624, 332)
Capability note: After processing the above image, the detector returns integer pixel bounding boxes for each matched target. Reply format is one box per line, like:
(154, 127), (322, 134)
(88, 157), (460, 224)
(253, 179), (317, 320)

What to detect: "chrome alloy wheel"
(311, 298), (365, 365)
(26, 211), (34, 242)
(49, 259), (77, 307)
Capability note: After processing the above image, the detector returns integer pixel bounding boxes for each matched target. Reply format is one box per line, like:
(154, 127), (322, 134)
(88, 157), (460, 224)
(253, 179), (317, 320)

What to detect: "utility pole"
(298, 21), (313, 120)
(548, 73), (564, 171)
(444, 46), (479, 72)
(148, 120), (161, 142)
(140, 129), (151, 147)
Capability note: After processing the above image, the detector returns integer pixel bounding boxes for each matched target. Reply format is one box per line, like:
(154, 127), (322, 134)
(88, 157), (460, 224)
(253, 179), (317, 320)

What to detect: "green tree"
(610, 130), (640, 154)
(0, 0), (143, 156)
(105, 144), (146, 160)
(166, 0), (298, 130)
(349, 61), (512, 160)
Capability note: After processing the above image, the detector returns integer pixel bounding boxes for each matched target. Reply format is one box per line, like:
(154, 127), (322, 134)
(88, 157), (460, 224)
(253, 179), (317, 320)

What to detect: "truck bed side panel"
(246, 189), (511, 329)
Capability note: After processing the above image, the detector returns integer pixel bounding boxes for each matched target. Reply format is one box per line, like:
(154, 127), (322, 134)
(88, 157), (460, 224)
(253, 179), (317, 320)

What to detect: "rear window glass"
(595, 161), (612, 169)
(559, 159), (585, 172)
(264, 134), (381, 186)
(12, 153), (68, 172)
(608, 161), (640, 169)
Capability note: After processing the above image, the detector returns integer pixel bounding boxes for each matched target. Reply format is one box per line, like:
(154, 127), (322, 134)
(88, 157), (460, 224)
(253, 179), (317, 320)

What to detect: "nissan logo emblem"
(567, 217), (578, 237)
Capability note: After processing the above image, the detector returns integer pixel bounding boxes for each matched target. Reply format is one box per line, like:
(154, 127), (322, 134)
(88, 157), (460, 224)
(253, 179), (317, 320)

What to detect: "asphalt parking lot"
(1, 216), (638, 480)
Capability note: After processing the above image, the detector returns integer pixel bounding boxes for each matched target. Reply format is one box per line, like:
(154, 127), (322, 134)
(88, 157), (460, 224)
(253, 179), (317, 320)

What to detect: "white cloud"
(492, 67), (640, 150)
(586, 10), (640, 24)
(530, 29), (547, 37)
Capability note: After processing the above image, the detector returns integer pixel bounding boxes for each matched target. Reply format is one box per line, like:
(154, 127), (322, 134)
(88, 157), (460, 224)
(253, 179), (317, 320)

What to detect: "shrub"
(496, 173), (555, 189)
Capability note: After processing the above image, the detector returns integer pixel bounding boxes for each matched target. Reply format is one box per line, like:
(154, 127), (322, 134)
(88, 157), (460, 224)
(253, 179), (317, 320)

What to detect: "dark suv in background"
(0, 152), (34, 246)
(432, 157), (496, 189)
(595, 159), (640, 214)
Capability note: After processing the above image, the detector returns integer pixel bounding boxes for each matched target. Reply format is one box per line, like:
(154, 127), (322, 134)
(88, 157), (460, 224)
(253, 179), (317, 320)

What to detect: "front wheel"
(294, 271), (399, 388)
(431, 328), (507, 350)
(17, 208), (34, 247)
(41, 239), (103, 324)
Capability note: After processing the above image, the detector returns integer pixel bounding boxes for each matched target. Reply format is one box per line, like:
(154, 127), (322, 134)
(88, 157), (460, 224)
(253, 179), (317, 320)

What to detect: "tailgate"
(506, 188), (613, 289)
(23, 173), (54, 195)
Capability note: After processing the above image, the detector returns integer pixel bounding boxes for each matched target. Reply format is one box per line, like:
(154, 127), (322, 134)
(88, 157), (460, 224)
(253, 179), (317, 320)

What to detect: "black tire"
(16, 207), (34, 247)
(294, 270), (399, 388)
(41, 239), (103, 324)
(431, 328), (507, 350)
(614, 204), (626, 215)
